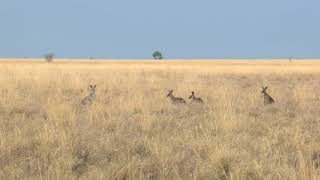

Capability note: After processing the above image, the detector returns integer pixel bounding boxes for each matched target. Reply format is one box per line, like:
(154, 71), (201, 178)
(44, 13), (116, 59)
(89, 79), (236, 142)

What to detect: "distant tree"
(153, 51), (163, 60)
(44, 53), (54, 62)
(289, 57), (293, 62)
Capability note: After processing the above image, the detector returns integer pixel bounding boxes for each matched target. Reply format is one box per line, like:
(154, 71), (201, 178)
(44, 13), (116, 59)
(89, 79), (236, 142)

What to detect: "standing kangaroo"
(81, 85), (96, 105)
(188, 91), (203, 103)
(261, 86), (275, 105)
(167, 90), (186, 104)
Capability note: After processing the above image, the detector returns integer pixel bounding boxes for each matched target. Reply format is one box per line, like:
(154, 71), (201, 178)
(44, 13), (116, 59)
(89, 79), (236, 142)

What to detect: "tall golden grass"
(1, 59), (320, 179)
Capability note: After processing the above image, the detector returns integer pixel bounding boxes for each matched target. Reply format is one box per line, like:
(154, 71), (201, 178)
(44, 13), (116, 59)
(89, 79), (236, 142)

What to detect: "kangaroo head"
(261, 86), (268, 94)
(189, 91), (195, 99)
(89, 85), (96, 94)
(167, 90), (173, 97)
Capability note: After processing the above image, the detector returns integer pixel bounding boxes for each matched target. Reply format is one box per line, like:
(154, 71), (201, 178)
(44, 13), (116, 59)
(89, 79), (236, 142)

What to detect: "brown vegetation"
(1, 59), (320, 179)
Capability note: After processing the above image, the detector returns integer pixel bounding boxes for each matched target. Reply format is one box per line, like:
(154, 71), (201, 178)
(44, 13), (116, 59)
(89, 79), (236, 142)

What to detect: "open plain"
(1, 59), (320, 179)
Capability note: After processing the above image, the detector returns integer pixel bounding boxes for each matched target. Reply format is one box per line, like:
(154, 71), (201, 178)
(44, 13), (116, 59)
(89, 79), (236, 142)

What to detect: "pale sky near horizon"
(0, 0), (319, 59)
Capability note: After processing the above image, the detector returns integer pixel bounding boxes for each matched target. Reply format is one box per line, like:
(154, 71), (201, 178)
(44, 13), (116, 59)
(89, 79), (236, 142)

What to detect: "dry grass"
(1, 59), (320, 179)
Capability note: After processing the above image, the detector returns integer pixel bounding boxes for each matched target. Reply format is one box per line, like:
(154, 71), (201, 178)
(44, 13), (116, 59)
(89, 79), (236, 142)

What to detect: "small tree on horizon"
(44, 53), (54, 62)
(289, 57), (293, 62)
(153, 51), (163, 60)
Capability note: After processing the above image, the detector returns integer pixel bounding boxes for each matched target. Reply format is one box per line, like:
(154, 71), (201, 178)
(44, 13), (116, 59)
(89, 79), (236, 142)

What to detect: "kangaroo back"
(172, 96), (187, 104)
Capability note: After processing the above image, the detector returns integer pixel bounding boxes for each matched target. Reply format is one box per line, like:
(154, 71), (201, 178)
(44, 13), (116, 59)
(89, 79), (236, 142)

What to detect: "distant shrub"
(44, 53), (54, 62)
(153, 51), (163, 60)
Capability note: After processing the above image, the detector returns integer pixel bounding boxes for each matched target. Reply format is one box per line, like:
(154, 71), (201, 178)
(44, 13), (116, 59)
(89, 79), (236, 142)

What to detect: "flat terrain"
(1, 59), (320, 179)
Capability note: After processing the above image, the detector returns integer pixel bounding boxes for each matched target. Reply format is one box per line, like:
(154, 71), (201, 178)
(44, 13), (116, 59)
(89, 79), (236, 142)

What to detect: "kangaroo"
(167, 90), (186, 104)
(261, 86), (275, 105)
(81, 85), (96, 105)
(188, 91), (203, 103)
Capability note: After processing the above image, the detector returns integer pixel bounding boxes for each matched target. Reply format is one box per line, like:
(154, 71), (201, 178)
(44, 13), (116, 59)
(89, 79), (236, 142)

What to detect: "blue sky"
(0, 0), (319, 59)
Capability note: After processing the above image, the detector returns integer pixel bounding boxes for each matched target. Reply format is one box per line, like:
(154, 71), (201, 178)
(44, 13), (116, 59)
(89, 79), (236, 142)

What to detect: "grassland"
(1, 59), (320, 179)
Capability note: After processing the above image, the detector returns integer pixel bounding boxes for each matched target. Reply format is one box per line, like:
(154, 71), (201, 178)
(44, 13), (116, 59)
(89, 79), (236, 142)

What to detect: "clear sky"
(0, 0), (319, 59)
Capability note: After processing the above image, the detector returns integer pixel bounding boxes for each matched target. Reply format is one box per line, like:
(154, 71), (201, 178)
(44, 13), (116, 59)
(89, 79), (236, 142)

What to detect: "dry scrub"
(1, 60), (320, 179)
